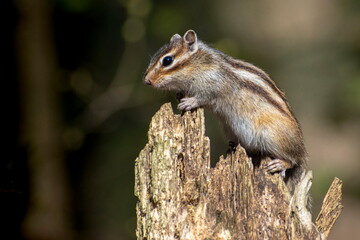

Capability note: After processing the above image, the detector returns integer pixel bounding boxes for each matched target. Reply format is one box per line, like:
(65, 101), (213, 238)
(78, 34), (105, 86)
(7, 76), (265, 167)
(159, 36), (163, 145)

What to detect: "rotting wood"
(315, 178), (343, 239)
(135, 103), (343, 240)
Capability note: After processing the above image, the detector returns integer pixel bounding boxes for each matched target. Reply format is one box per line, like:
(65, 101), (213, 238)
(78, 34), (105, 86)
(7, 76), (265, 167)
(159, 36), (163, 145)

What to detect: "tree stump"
(135, 103), (343, 240)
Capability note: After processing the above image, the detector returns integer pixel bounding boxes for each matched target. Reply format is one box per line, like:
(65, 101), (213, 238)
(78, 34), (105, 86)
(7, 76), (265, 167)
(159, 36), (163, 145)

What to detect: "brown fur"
(144, 30), (308, 192)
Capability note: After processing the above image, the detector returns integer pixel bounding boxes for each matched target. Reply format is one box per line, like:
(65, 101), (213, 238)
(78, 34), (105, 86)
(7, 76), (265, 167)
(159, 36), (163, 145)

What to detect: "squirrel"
(144, 30), (308, 192)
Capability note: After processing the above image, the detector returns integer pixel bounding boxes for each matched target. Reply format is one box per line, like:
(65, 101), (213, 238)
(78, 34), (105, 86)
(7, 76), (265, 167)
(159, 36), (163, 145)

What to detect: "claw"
(265, 159), (292, 178)
(177, 97), (200, 111)
(280, 169), (286, 178)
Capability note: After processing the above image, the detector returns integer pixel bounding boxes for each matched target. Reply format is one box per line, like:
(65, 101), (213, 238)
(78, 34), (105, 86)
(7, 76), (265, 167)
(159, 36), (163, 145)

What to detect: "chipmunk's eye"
(162, 56), (173, 67)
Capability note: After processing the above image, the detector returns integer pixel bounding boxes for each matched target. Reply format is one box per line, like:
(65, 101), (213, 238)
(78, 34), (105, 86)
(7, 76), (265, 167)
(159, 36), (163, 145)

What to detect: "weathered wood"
(315, 178), (344, 239)
(135, 103), (343, 240)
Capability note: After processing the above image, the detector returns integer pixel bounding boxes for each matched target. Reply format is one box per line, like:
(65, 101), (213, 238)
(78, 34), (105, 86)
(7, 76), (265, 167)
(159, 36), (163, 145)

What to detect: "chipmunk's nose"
(144, 78), (152, 85)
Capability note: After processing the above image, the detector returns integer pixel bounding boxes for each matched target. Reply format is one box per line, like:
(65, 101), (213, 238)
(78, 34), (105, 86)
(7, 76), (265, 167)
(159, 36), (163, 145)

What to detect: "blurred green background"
(2, 0), (360, 239)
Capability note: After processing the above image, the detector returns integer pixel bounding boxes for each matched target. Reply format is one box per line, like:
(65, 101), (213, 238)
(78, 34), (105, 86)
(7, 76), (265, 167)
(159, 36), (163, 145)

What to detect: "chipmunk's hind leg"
(265, 159), (293, 178)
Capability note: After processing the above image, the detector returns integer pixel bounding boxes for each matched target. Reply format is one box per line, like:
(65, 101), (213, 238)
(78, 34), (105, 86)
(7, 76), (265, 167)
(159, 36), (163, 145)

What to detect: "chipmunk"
(144, 30), (308, 191)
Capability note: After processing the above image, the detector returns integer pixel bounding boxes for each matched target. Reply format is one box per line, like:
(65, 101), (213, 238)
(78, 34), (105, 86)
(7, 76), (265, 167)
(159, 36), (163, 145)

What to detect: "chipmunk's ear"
(183, 30), (198, 52)
(170, 33), (181, 42)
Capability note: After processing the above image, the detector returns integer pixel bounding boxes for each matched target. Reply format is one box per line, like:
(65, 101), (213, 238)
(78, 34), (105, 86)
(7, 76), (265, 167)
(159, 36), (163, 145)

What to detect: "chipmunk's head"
(144, 30), (200, 91)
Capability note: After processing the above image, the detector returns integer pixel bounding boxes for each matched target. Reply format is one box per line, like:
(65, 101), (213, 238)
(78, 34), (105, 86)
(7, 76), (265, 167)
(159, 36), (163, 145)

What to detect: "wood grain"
(135, 103), (343, 240)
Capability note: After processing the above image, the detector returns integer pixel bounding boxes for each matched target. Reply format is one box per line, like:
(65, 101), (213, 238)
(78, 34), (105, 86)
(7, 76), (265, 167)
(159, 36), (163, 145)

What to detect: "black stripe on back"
(239, 80), (291, 118)
(224, 57), (287, 102)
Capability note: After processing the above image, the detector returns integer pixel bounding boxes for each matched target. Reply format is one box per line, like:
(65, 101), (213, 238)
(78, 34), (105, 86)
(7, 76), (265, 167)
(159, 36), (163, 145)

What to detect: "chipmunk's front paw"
(178, 97), (200, 111)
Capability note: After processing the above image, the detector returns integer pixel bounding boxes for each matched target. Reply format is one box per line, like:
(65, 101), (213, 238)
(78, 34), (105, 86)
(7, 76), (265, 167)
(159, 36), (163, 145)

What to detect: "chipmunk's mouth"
(144, 76), (183, 91)
(144, 78), (152, 86)
(144, 78), (162, 88)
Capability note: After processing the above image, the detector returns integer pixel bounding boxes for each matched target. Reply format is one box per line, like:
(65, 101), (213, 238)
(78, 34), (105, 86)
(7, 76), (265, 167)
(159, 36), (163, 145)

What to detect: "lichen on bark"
(135, 103), (343, 240)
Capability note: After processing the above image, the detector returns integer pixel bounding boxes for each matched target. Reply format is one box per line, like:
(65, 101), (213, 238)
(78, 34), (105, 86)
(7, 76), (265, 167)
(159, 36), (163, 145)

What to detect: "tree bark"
(135, 103), (343, 240)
